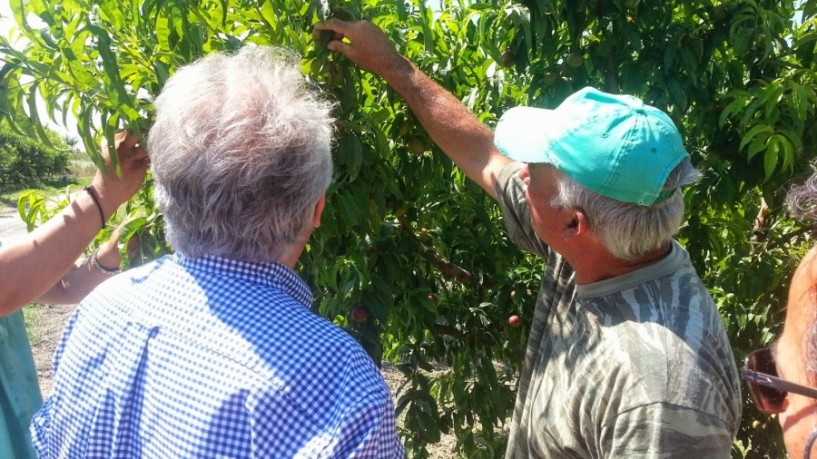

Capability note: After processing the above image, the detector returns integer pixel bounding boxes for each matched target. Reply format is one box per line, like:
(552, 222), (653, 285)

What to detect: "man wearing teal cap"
(317, 20), (741, 458)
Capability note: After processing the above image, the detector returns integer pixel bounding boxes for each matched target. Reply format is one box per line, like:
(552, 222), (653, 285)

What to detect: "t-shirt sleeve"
(495, 161), (549, 258)
(599, 403), (733, 459)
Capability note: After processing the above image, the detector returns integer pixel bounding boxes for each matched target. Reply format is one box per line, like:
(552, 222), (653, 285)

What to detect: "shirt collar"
(171, 253), (313, 307)
(576, 240), (687, 299)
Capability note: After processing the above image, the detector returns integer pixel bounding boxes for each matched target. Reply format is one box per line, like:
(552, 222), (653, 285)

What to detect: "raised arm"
(0, 131), (148, 315)
(314, 19), (511, 198)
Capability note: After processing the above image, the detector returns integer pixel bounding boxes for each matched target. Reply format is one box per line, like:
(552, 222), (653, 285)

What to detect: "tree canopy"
(2, 0), (816, 456)
(0, 124), (69, 192)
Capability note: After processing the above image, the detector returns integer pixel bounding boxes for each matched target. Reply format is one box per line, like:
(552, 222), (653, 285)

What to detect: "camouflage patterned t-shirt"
(496, 162), (741, 459)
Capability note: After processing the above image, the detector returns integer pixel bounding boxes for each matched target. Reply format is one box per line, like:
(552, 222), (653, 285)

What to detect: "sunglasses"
(742, 346), (817, 414)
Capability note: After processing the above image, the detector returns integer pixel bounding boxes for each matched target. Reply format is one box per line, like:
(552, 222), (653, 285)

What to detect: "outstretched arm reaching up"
(314, 19), (511, 198)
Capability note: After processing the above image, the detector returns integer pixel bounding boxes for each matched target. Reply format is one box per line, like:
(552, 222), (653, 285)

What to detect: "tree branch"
(396, 215), (493, 289)
(751, 197), (770, 242)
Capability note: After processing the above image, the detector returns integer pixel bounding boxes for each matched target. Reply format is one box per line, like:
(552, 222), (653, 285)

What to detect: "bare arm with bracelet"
(36, 221), (142, 305)
(0, 131), (148, 315)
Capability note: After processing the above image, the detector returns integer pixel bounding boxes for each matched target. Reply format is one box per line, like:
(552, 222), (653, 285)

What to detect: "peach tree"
(2, 0), (816, 457)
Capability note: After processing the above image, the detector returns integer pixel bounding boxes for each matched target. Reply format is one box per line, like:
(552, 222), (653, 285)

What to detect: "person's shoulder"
(577, 279), (735, 376)
(495, 161), (525, 205)
(493, 161), (554, 258)
(241, 304), (385, 384)
(497, 160), (525, 184)
(587, 298), (739, 419)
(98, 254), (175, 289)
(290, 313), (382, 373)
(245, 317), (391, 423)
(585, 277), (729, 366)
(609, 251), (721, 333)
(659, 264), (730, 344)
(80, 254), (167, 298)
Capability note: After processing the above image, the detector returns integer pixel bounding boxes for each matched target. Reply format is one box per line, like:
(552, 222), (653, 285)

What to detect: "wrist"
(84, 186), (108, 229)
(381, 55), (415, 84)
(89, 178), (126, 222)
(91, 247), (122, 275)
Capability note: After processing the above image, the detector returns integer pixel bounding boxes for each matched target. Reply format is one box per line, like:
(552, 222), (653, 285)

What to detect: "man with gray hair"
(29, 46), (404, 458)
(316, 19), (741, 457)
(740, 170), (817, 459)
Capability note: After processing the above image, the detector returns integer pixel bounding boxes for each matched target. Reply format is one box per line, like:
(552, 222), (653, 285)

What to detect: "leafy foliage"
(2, 0), (817, 457)
(0, 125), (68, 192)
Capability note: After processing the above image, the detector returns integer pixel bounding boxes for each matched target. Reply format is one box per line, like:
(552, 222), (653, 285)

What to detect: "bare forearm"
(314, 19), (511, 197)
(0, 192), (104, 315)
(381, 58), (509, 197)
(37, 240), (120, 305)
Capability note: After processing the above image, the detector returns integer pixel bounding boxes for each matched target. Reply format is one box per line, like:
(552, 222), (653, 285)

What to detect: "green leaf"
(747, 133), (770, 161)
(763, 138), (779, 181)
(739, 123), (773, 152)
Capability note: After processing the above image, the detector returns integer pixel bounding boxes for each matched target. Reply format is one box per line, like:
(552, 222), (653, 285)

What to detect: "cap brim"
(495, 106), (568, 165)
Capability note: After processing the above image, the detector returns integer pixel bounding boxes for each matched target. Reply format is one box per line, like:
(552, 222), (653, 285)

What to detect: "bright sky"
(0, 1), (10, 33)
(1, 1), (16, 46)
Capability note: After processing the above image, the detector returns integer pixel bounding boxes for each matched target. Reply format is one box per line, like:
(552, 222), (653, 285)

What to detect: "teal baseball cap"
(494, 87), (690, 206)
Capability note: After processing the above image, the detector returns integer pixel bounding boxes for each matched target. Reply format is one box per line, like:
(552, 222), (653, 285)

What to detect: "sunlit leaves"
(721, 77), (815, 180)
(1, 0), (816, 457)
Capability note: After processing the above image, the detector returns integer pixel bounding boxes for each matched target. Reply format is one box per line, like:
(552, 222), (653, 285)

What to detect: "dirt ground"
(27, 303), (75, 397)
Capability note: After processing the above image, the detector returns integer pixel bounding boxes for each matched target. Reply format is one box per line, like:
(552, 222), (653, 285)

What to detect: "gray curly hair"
(148, 45), (334, 263)
(788, 170), (817, 223)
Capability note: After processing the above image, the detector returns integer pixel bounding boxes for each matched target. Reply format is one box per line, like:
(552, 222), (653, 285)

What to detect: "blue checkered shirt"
(30, 254), (404, 458)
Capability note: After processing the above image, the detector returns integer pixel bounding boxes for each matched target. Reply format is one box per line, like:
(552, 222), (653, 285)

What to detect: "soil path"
(0, 199), (28, 246)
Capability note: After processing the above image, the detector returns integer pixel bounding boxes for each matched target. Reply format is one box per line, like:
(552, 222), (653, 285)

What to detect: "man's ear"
(563, 209), (589, 238)
(312, 194), (326, 228)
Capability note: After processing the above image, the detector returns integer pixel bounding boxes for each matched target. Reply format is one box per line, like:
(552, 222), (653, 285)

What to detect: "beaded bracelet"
(90, 248), (121, 275)
(84, 186), (106, 229)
